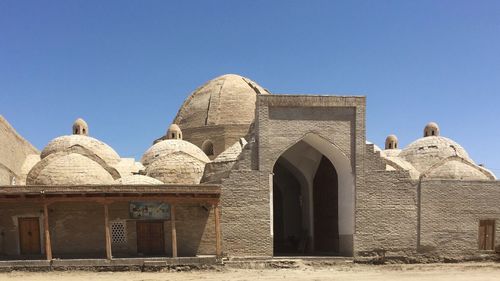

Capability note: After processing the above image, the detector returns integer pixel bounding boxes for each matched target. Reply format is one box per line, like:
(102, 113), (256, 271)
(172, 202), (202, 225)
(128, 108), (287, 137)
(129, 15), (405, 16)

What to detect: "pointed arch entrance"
(271, 133), (354, 256)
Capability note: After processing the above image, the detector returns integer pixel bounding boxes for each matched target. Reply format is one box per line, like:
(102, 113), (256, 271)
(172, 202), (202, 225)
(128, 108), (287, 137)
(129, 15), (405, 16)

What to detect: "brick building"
(0, 74), (498, 262)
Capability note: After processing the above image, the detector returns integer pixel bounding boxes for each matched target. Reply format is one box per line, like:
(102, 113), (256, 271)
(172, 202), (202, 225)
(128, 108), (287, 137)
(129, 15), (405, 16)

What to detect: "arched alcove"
(201, 140), (214, 157)
(271, 133), (354, 256)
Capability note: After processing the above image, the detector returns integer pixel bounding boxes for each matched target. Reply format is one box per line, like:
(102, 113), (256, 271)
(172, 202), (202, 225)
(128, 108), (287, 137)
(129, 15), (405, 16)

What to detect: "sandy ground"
(1, 263), (500, 281)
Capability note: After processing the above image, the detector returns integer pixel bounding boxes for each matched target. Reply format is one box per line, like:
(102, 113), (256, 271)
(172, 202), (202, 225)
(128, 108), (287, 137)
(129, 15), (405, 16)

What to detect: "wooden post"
(43, 203), (52, 261)
(214, 204), (222, 257)
(104, 203), (112, 260)
(171, 205), (177, 258)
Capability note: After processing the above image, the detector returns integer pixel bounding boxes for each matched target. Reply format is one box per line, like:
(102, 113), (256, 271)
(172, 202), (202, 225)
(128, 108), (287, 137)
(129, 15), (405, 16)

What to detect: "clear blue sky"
(1, 1), (500, 173)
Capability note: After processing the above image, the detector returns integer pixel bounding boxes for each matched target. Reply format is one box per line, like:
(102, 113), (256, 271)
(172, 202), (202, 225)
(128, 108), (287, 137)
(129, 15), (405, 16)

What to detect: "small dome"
(424, 122), (440, 137)
(425, 159), (493, 180)
(141, 139), (210, 167)
(41, 135), (121, 165)
(166, 124), (182, 140)
(113, 159), (145, 177)
(114, 175), (163, 185)
(73, 118), (89, 136)
(385, 135), (399, 150)
(27, 153), (114, 185)
(145, 152), (207, 184)
(18, 154), (41, 185)
(173, 74), (270, 129)
(141, 135), (210, 184)
(399, 136), (471, 173)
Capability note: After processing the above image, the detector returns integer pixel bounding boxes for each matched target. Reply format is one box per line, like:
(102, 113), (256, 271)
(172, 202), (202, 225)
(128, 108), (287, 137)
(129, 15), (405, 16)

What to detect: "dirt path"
(1, 263), (500, 281)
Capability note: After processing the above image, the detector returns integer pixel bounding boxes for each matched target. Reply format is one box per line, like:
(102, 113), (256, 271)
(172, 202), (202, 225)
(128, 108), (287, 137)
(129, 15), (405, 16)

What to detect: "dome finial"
(424, 122), (439, 137)
(385, 134), (398, 149)
(73, 118), (88, 136)
(166, 123), (182, 140)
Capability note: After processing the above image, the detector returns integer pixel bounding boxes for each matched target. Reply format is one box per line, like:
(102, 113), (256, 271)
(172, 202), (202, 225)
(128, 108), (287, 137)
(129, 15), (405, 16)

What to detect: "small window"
(479, 219), (495, 250)
(172, 133), (175, 138)
(82, 128), (86, 134)
(111, 221), (127, 245)
(202, 140), (214, 156)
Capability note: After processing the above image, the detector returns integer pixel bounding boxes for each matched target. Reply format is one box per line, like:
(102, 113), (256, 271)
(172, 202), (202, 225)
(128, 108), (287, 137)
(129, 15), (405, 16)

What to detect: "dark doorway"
(313, 156), (339, 253)
(272, 142), (340, 256)
(273, 160), (304, 255)
(18, 217), (41, 255)
(136, 221), (165, 255)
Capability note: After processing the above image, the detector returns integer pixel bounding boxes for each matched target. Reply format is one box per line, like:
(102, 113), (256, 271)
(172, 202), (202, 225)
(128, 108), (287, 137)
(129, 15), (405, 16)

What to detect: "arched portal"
(271, 133), (354, 256)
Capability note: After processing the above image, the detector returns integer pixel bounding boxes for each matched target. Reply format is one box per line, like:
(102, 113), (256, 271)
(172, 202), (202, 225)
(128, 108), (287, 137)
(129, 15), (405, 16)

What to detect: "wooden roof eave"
(0, 184), (221, 204)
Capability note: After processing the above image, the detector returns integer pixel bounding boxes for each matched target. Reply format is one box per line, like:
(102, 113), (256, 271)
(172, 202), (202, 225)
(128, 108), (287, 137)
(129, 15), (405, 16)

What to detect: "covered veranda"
(0, 184), (222, 262)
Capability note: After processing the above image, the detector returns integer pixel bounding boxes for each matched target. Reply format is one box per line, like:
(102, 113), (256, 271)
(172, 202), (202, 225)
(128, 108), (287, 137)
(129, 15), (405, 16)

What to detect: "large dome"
(399, 136), (471, 173)
(173, 74), (270, 129)
(27, 153), (114, 185)
(41, 135), (121, 165)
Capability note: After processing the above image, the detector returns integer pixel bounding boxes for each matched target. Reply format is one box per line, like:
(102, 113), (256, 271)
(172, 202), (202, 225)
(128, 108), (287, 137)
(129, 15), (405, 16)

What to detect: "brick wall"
(0, 201), (215, 258)
(0, 116), (39, 184)
(420, 180), (500, 256)
(181, 124), (251, 159)
(219, 95), (365, 257)
(355, 145), (418, 258)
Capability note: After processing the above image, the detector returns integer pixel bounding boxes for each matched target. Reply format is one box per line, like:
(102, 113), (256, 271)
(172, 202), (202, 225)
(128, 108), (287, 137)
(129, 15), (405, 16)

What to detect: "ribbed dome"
(27, 153), (114, 185)
(141, 139), (210, 166)
(114, 175), (163, 185)
(173, 74), (270, 129)
(41, 135), (121, 165)
(145, 152), (207, 184)
(399, 136), (471, 173)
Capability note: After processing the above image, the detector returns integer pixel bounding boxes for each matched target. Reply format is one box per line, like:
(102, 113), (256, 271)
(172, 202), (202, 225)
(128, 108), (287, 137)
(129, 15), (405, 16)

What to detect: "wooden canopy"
(0, 183), (222, 260)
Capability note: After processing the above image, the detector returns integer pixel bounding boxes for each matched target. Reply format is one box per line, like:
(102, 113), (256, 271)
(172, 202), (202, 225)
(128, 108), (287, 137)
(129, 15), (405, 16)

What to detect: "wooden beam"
(214, 204), (222, 257)
(104, 203), (112, 260)
(43, 203), (52, 261)
(171, 205), (177, 258)
(0, 195), (219, 205)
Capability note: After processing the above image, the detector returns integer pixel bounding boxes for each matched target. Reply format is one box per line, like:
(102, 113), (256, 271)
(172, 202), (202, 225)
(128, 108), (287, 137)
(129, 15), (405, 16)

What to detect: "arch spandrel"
(267, 132), (352, 175)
